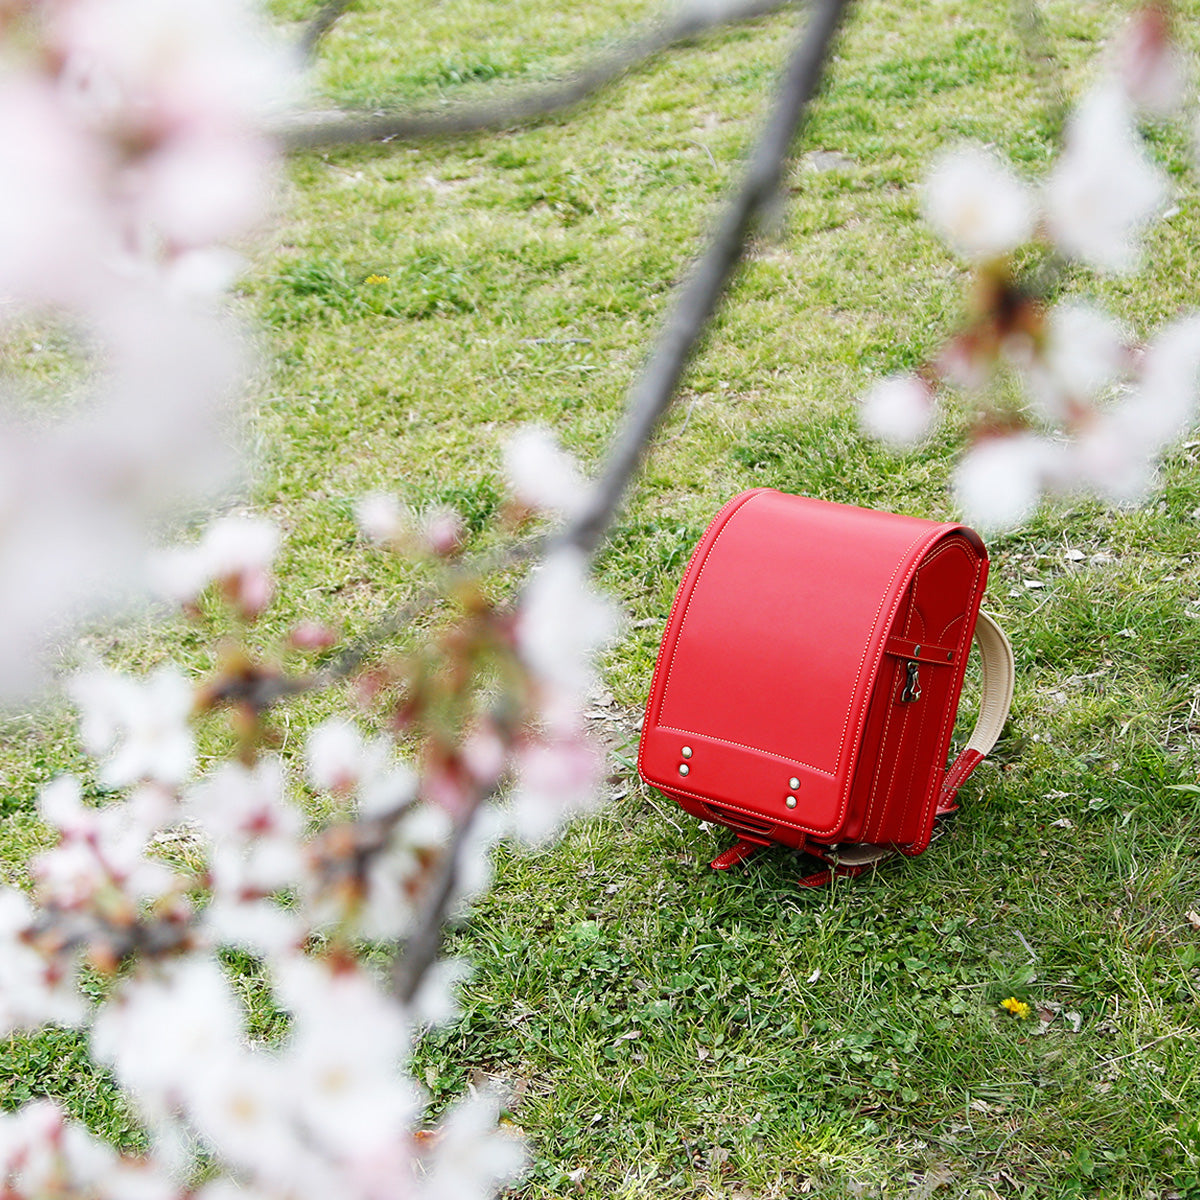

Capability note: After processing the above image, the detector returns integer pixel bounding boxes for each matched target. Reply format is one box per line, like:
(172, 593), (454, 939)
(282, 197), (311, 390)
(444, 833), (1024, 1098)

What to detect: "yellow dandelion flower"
(364, 274), (389, 285)
(1000, 996), (1031, 1019)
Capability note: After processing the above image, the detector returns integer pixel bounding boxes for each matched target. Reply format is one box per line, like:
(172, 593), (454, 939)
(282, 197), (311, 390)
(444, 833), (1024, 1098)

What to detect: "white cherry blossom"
(923, 145), (1036, 261)
(507, 733), (605, 844)
(151, 516), (279, 614)
(858, 373), (936, 447)
(33, 776), (176, 909)
(1024, 301), (1129, 422)
(0, 889), (86, 1034)
(354, 491), (408, 545)
(515, 548), (619, 700)
(417, 1091), (526, 1200)
(69, 667), (195, 788)
(953, 433), (1062, 532)
(187, 759), (304, 896)
(1046, 85), (1168, 273)
(306, 718), (390, 795)
(92, 955), (246, 1121)
(503, 426), (591, 517)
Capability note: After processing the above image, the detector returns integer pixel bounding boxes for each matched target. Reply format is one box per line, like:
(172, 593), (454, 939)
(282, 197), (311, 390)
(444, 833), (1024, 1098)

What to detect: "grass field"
(5, 0), (1200, 1195)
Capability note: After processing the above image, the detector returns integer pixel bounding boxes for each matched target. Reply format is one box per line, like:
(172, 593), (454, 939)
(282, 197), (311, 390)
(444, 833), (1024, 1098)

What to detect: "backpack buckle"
(901, 656), (922, 703)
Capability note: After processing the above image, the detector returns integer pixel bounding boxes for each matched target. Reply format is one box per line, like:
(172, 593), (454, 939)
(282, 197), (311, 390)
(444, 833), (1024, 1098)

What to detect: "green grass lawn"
(5, 0), (1200, 1195)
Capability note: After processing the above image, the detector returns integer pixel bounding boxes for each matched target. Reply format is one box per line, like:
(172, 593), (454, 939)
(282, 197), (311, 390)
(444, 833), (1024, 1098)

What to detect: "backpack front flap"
(638, 489), (983, 847)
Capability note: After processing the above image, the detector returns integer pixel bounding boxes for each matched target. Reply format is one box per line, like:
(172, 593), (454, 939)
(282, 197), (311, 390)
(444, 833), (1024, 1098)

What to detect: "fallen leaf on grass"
(1050, 817), (1073, 828)
(1186, 910), (1200, 930)
(807, 968), (821, 984)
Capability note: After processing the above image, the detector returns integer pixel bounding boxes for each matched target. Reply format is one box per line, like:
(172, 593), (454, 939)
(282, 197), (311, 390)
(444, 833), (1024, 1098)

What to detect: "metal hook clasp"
(901, 659), (922, 703)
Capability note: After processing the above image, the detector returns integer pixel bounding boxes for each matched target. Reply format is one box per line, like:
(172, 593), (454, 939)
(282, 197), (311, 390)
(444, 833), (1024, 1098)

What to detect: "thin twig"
(310, 537), (538, 686)
(1093, 1032), (1178, 1072)
(211, 538), (540, 714)
(559, 0), (851, 558)
(298, 0), (354, 61)
(392, 795), (486, 1002)
(279, 0), (801, 150)
(1015, 928), (1038, 962)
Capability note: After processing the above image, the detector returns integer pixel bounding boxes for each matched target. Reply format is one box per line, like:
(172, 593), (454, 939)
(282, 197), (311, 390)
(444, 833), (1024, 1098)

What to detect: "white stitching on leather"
(903, 539), (983, 853)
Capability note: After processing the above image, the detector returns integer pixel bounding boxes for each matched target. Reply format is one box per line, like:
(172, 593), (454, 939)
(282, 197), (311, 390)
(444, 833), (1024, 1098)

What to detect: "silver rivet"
(785, 795), (798, 809)
(789, 776), (800, 790)
(679, 764), (689, 777)
(681, 746), (693, 759)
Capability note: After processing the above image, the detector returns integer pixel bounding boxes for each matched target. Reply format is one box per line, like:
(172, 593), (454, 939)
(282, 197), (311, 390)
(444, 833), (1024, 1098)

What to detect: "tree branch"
(390, 0), (850, 1007)
(298, 0), (354, 61)
(559, 0), (852, 558)
(391, 792), (486, 1003)
(279, 0), (801, 150)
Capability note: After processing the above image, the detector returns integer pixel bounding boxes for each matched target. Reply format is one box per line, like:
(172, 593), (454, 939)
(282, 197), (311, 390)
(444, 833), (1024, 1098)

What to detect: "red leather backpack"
(637, 489), (1014, 885)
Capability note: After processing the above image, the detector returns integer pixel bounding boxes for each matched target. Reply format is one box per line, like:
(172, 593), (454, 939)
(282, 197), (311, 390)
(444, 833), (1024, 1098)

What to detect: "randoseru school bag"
(637, 489), (1014, 886)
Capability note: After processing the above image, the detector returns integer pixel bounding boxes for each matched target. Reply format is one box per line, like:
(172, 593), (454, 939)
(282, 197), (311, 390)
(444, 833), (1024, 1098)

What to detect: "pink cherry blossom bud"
(288, 621), (338, 650)
(461, 723), (507, 787)
(859, 374), (936, 447)
(422, 761), (472, 819)
(503, 426), (590, 518)
(1113, 4), (1189, 117)
(231, 565), (274, 620)
(923, 145), (1036, 262)
(1046, 85), (1168, 274)
(420, 506), (465, 557)
(953, 433), (1061, 531)
(354, 492), (408, 545)
(151, 516), (279, 614)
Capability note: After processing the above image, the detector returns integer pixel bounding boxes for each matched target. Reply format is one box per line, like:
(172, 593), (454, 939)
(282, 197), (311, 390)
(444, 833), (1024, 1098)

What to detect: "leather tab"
(939, 747), (985, 811)
(797, 860), (873, 888)
(883, 636), (957, 665)
(710, 840), (765, 871)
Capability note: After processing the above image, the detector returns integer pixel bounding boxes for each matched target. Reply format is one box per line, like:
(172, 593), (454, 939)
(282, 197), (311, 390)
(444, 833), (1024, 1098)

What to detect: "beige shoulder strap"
(938, 609), (1014, 810)
(965, 610), (1015, 757)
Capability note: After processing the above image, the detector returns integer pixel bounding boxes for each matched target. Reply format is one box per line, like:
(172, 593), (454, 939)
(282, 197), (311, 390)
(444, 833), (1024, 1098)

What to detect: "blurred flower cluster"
(859, 3), (1200, 530)
(0, 0), (291, 698)
(0, 418), (615, 1198)
(0, 0), (622, 1191)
